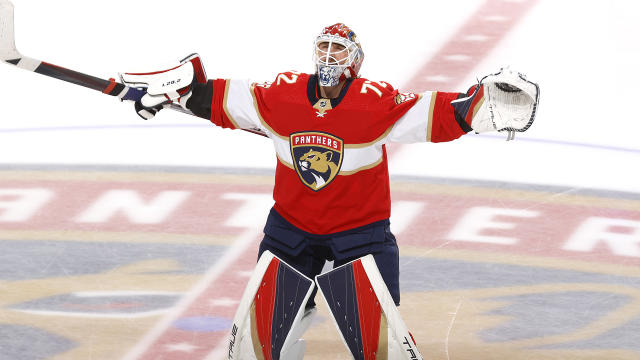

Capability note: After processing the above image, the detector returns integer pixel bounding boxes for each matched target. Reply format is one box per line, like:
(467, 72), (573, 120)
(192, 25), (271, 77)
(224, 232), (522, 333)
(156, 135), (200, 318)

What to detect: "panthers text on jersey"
(198, 72), (479, 234)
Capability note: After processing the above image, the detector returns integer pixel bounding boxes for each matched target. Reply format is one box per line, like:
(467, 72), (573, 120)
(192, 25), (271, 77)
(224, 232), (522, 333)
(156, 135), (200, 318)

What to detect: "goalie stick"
(0, 0), (145, 102)
(0, 0), (267, 137)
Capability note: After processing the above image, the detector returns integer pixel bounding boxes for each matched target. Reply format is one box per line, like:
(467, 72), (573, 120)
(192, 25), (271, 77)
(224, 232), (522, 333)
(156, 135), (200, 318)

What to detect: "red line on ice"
(389, 0), (540, 158)
(133, 242), (261, 360)
(403, 0), (539, 92)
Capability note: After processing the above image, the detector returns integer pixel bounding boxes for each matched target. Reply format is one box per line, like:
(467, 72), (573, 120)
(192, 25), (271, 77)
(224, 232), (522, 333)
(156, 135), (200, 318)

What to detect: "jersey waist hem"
(269, 207), (390, 238)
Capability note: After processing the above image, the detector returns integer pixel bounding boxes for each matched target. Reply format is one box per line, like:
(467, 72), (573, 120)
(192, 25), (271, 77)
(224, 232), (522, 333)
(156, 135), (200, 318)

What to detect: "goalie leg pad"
(228, 251), (315, 360)
(316, 255), (423, 360)
(278, 307), (316, 360)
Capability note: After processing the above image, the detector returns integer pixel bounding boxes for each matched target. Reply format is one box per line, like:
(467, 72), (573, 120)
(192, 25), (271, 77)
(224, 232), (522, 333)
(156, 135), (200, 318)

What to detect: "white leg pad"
(222, 251), (315, 360)
(316, 255), (424, 360)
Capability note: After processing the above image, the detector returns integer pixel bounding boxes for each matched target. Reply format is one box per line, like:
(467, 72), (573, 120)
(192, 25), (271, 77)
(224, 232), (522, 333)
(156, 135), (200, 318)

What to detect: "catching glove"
(452, 68), (539, 140)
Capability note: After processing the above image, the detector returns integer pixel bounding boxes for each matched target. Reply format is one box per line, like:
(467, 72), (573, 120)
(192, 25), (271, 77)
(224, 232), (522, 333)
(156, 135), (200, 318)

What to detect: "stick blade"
(0, 0), (21, 61)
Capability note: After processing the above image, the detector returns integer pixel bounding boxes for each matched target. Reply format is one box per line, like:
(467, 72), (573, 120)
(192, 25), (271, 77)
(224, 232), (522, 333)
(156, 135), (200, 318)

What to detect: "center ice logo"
(290, 131), (344, 191)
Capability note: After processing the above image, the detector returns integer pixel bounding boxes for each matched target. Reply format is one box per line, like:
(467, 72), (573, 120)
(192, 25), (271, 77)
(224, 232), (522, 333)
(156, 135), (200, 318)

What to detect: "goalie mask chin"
(313, 23), (364, 87)
(316, 64), (347, 87)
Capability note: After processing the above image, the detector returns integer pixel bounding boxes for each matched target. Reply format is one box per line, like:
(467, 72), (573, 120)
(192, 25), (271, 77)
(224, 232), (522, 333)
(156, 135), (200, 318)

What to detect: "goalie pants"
(258, 208), (400, 308)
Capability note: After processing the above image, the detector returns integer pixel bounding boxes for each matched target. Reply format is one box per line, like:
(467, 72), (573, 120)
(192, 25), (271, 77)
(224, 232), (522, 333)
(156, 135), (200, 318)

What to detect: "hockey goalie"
(119, 23), (539, 359)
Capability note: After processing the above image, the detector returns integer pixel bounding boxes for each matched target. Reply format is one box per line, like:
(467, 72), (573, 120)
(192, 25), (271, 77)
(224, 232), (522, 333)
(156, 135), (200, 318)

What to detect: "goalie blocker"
(119, 53), (208, 120)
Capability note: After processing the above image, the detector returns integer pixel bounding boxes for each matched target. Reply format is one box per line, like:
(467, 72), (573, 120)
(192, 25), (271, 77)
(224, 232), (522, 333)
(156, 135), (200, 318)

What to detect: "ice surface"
(0, 0), (639, 359)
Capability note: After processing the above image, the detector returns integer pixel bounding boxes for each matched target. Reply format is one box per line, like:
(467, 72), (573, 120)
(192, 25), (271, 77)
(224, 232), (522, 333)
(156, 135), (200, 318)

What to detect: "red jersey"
(206, 72), (473, 234)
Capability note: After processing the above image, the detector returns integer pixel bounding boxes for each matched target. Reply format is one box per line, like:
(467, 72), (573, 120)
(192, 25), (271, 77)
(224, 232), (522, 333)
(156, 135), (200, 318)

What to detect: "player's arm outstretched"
(385, 68), (539, 143)
(120, 54), (270, 137)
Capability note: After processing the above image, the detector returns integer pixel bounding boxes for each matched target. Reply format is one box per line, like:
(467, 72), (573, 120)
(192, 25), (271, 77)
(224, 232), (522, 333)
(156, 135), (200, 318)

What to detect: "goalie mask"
(313, 23), (364, 87)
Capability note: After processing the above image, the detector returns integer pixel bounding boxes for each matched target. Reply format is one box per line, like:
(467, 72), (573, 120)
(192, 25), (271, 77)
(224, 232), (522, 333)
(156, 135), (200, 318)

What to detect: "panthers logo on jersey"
(290, 131), (344, 191)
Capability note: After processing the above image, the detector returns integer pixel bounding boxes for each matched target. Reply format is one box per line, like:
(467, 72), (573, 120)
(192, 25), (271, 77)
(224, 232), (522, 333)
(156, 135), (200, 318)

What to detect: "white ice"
(0, 0), (637, 194)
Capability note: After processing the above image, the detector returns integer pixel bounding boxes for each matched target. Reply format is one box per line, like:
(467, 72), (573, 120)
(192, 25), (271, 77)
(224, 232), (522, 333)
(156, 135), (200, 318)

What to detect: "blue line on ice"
(1, 124), (639, 155)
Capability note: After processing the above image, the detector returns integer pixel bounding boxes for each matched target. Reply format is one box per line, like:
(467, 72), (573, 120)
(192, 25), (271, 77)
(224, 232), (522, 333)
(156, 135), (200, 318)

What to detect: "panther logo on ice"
(290, 131), (343, 191)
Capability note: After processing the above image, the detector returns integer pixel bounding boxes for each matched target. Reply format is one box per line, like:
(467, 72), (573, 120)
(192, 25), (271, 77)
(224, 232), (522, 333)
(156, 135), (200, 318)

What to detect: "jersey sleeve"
(386, 88), (479, 143)
(186, 79), (266, 133)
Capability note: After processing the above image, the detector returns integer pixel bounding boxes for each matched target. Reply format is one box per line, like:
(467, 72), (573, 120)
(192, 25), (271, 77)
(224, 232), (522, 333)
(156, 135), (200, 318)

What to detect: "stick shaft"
(5, 55), (145, 101)
(35, 61), (114, 92)
(1, 0), (143, 101)
(1, 0), (267, 137)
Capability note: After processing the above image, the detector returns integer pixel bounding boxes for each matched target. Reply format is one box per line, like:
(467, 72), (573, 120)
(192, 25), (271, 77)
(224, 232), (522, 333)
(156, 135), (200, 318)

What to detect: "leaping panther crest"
(290, 132), (344, 191)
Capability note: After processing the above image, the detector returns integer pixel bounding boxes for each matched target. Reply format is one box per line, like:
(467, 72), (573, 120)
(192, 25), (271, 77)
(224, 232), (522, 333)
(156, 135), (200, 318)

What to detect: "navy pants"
(258, 208), (400, 308)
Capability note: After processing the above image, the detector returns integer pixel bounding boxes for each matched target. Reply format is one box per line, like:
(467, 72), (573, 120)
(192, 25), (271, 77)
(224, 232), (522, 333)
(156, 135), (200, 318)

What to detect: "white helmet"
(313, 23), (364, 87)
